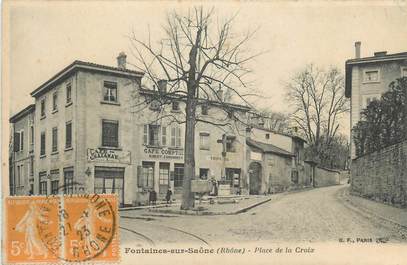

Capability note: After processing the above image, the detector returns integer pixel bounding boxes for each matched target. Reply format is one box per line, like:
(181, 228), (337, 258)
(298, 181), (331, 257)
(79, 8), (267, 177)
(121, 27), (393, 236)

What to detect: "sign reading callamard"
(143, 146), (184, 160)
(87, 148), (131, 164)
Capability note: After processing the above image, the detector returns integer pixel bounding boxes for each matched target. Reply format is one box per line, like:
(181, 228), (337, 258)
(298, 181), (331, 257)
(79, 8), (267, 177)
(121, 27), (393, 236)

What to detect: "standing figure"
(165, 189), (172, 204)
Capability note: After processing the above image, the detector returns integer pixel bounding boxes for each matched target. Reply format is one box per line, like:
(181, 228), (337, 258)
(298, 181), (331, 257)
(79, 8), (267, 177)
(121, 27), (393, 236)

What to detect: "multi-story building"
(345, 42), (407, 158)
(9, 104), (35, 195)
(9, 53), (311, 206)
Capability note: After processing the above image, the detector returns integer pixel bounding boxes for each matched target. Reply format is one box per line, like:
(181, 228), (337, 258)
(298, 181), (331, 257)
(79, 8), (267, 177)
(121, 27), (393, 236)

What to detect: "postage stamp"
(5, 194), (119, 264)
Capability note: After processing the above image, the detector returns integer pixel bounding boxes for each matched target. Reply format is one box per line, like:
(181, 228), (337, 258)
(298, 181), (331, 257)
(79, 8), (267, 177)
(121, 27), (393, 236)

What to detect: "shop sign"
(143, 147), (184, 160)
(206, 155), (230, 162)
(250, 151), (263, 161)
(87, 148), (131, 164)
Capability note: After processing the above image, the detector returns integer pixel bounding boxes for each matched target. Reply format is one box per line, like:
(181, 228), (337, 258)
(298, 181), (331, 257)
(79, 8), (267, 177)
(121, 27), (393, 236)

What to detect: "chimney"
(157, 80), (167, 93)
(355, 41), (361, 59)
(117, 52), (127, 69)
(374, 51), (387, 57)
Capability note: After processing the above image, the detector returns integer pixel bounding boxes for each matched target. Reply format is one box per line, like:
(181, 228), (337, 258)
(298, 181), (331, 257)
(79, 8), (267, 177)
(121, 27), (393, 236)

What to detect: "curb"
(338, 188), (407, 238)
(148, 197), (272, 216)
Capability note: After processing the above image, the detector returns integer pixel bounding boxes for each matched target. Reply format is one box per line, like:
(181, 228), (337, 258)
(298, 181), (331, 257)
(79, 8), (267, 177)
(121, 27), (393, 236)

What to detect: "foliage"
(352, 77), (407, 157)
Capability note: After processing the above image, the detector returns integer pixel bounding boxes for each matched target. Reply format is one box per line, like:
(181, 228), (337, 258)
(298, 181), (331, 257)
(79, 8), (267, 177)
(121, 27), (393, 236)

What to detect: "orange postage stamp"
(4, 194), (119, 264)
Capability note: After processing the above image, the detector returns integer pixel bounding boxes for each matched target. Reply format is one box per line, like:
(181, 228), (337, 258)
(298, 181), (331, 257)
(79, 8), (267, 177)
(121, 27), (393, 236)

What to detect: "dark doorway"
(94, 166), (125, 206)
(249, 162), (262, 195)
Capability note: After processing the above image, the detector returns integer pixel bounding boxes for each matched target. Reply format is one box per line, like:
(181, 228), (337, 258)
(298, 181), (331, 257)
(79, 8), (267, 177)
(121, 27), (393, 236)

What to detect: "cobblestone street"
(120, 184), (407, 246)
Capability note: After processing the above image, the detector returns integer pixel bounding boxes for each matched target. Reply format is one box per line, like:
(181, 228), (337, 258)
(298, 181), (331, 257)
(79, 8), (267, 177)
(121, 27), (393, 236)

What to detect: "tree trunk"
(181, 94), (196, 210)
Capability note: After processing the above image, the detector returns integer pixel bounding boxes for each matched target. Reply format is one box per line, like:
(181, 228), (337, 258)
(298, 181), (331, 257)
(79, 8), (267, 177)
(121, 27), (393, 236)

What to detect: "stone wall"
(351, 141), (407, 207)
(314, 167), (340, 187)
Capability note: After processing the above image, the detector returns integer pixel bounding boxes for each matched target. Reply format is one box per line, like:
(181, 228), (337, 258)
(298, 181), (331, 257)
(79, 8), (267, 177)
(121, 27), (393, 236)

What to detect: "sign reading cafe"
(87, 148), (131, 164)
(144, 147), (184, 160)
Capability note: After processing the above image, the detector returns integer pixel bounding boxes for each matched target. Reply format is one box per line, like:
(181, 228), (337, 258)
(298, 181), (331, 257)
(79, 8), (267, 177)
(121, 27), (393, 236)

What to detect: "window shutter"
(137, 165), (143, 187)
(161, 126), (167, 146)
(171, 127), (176, 147)
(176, 127), (181, 147)
(143, 125), (148, 145)
(14, 132), (20, 152)
(21, 131), (24, 151)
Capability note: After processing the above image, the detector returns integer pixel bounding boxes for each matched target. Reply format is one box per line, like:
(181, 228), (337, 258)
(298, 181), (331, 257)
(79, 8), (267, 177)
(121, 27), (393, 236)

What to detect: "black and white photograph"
(2, 1), (407, 264)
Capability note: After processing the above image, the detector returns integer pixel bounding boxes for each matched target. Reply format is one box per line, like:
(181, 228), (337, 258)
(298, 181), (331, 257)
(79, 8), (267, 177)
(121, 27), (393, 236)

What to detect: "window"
(226, 136), (236, 152)
(39, 171), (47, 195)
(140, 162), (154, 189)
(291, 170), (299, 184)
(16, 165), (21, 187)
(14, 132), (20, 152)
(201, 105), (208, 115)
(402, 67), (407, 77)
(362, 94), (380, 109)
(30, 156), (34, 176)
(199, 132), (210, 150)
(40, 131), (46, 156)
(64, 168), (74, 194)
(363, 69), (379, 82)
(103, 81), (117, 102)
(51, 180), (59, 195)
(161, 126), (167, 146)
(30, 126), (34, 146)
(265, 133), (270, 139)
(199, 168), (209, 180)
(52, 92), (58, 111)
(148, 125), (160, 146)
(41, 98), (46, 117)
(20, 131), (24, 151)
(171, 126), (182, 148)
(174, 163), (184, 187)
(65, 121), (72, 149)
(102, 120), (119, 147)
(94, 167), (124, 205)
(52, 127), (58, 153)
(172, 101), (180, 111)
(66, 83), (72, 104)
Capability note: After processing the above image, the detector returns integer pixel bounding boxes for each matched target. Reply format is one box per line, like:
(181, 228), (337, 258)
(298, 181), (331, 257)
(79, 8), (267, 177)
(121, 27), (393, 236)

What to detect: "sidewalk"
(341, 187), (407, 228)
(148, 195), (272, 215)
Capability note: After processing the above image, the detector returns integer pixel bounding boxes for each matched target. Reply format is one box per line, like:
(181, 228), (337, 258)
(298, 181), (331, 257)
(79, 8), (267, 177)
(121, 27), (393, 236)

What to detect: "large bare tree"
(285, 64), (349, 162)
(129, 7), (259, 210)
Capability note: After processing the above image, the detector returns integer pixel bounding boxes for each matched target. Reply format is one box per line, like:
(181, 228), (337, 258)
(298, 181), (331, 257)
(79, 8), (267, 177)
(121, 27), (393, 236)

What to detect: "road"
(120, 185), (406, 246)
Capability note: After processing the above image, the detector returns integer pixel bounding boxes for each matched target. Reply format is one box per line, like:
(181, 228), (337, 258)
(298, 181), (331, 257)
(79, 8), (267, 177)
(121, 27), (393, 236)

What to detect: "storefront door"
(94, 166), (125, 206)
(249, 162), (262, 195)
(159, 163), (170, 196)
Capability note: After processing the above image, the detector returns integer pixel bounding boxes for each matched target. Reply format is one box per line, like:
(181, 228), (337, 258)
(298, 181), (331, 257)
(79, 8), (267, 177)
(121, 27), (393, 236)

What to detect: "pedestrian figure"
(165, 189), (172, 204)
(151, 189), (157, 205)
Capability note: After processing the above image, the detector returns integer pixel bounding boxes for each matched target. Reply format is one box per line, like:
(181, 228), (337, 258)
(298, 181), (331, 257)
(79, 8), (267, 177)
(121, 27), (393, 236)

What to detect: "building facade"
(9, 54), (312, 206)
(9, 104), (35, 196)
(345, 42), (407, 158)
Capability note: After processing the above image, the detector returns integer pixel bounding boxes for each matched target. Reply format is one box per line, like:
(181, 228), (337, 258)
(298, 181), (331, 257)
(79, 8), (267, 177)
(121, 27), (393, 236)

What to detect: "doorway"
(249, 162), (262, 195)
(94, 166), (125, 206)
(159, 163), (170, 196)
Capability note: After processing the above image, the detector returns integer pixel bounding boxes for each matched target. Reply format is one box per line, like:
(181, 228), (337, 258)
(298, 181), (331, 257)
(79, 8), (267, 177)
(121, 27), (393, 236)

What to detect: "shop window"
(64, 167), (74, 194)
(66, 82), (72, 104)
(102, 120), (119, 147)
(172, 101), (180, 111)
(174, 163), (184, 187)
(159, 163), (170, 187)
(51, 180), (59, 195)
(103, 81), (118, 102)
(65, 121), (72, 149)
(52, 127), (58, 153)
(39, 171), (47, 195)
(40, 131), (46, 156)
(199, 132), (210, 150)
(94, 166), (124, 205)
(199, 168), (209, 180)
(171, 126), (182, 148)
(52, 91), (58, 111)
(139, 162), (154, 189)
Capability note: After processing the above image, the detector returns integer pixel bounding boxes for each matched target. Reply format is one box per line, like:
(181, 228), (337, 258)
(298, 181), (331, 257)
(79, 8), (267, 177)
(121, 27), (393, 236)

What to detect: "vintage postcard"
(2, 1), (407, 264)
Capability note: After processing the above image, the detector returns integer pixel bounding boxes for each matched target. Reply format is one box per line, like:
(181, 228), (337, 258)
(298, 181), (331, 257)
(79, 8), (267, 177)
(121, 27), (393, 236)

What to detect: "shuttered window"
(102, 120), (119, 147)
(40, 131), (46, 156)
(171, 126), (182, 148)
(161, 126), (167, 146)
(65, 121), (72, 148)
(52, 127), (58, 152)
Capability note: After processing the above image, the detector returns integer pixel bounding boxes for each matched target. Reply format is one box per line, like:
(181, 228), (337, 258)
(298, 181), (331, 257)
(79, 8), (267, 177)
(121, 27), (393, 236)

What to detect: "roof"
(139, 88), (252, 112)
(250, 125), (307, 143)
(31, 60), (144, 98)
(345, 52), (407, 98)
(246, 138), (294, 157)
(9, 104), (35, 123)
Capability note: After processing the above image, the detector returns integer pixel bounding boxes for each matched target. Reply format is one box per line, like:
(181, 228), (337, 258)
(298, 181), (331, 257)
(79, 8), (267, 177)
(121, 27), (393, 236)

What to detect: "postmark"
(5, 194), (119, 263)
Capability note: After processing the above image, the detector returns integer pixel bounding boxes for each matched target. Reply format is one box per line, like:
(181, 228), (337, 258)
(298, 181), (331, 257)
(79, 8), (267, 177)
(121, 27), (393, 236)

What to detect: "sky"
(4, 0), (407, 136)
